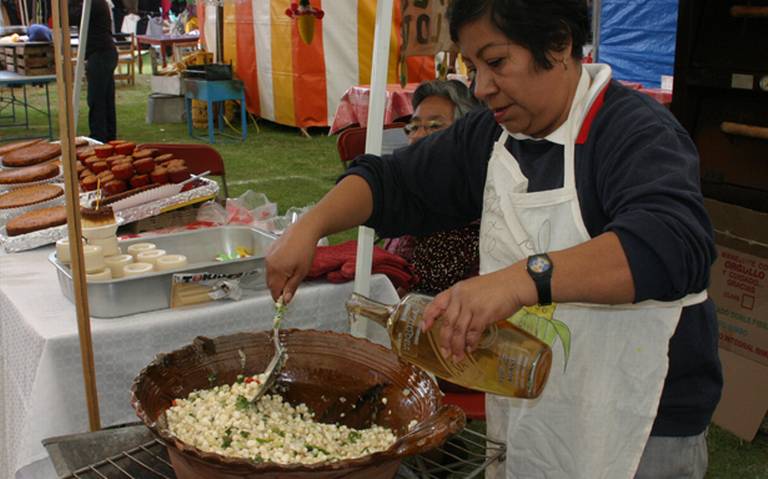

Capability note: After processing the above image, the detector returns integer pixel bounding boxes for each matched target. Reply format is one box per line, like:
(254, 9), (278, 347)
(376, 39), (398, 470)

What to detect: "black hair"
(448, 0), (589, 70)
(412, 79), (479, 120)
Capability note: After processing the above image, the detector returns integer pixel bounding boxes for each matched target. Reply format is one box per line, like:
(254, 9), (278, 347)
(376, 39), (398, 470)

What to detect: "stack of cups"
(81, 222), (121, 282)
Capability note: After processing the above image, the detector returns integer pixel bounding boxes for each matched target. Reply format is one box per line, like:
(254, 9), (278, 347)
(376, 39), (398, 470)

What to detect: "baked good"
(167, 165), (190, 183)
(132, 149), (157, 160)
(0, 184), (63, 210)
(130, 174), (151, 188)
(75, 138), (89, 147)
(84, 156), (101, 168)
(94, 145), (114, 158)
(134, 158), (155, 174)
(2, 143), (61, 167)
(92, 161), (109, 174)
(6, 205), (67, 236)
(114, 142), (135, 155)
(111, 163), (134, 180)
(80, 205), (115, 226)
(0, 139), (43, 157)
(0, 162), (59, 184)
(103, 180), (127, 196)
(80, 169), (94, 180)
(150, 166), (169, 184)
(154, 153), (174, 164)
(81, 176), (98, 191)
(108, 140), (127, 146)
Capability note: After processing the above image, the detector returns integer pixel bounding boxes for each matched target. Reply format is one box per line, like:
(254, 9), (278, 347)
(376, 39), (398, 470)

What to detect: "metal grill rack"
(53, 426), (505, 479)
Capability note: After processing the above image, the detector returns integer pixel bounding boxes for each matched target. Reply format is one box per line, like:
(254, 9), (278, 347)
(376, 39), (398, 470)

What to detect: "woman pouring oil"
(266, 1), (721, 477)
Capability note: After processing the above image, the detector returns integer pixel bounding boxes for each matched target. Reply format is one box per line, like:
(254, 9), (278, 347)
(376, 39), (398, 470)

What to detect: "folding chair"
(335, 122), (407, 168)
(136, 143), (229, 199)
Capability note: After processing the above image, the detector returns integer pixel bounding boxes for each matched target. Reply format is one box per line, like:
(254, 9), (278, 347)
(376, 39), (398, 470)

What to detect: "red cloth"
(307, 240), (418, 291)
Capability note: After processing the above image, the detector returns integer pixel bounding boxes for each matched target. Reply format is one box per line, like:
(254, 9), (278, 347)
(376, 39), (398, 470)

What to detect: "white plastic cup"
(55, 237), (85, 264)
(127, 242), (157, 258)
(86, 268), (112, 282)
(136, 249), (166, 266)
(83, 244), (105, 273)
(104, 254), (134, 278)
(123, 262), (153, 277)
(87, 236), (120, 257)
(154, 254), (188, 272)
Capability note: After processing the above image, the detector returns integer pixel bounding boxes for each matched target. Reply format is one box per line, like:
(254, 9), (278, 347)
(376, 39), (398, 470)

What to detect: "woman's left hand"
(421, 262), (537, 362)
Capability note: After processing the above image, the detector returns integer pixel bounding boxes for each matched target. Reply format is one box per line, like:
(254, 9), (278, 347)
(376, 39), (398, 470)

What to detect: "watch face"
(528, 255), (551, 274)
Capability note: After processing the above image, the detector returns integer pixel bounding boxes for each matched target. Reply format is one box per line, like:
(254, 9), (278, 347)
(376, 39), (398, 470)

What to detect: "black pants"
(86, 48), (118, 143)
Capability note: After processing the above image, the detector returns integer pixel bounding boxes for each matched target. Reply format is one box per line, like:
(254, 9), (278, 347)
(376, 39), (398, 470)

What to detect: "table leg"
(45, 83), (52, 139)
(207, 99), (215, 143)
(217, 101), (224, 133)
(161, 41), (168, 68)
(22, 85), (29, 128)
(186, 96), (194, 138)
(240, 93), (247, 141)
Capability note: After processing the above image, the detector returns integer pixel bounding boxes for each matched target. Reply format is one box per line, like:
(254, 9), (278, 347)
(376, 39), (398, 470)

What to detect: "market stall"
(196, 0), (435, 129)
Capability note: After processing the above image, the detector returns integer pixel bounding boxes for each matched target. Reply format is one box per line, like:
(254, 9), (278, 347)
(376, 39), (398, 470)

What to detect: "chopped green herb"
(306, 444), (330, 455)
(221, 435), (232, 448)
(235, 395), (251, 411)
(255, 437), (272, 444)
(225, 426), (233, 436)
(251, 455), (264, 463)
(347, 431), (362, 443)
(271, 427), (285, 437)
(240, 431), (250, 438)
(236, 374), (245, 384)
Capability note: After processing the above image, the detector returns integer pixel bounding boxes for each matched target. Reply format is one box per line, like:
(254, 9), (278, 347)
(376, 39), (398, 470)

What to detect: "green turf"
(2, 68), (767, 477)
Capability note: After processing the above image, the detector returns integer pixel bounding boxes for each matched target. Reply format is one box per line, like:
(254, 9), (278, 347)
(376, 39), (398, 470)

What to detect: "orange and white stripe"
(200, 0), (435, 128)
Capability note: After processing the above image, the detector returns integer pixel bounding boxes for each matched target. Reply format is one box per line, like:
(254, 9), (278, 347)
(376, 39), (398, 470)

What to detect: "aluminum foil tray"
(49, 226), (277, 318)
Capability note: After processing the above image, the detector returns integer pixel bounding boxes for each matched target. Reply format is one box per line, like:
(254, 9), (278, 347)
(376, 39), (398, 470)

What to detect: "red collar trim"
(576, 83), (610, 145)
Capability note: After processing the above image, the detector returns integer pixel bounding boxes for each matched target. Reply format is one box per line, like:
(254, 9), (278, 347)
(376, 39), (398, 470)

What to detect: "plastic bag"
(195, 200), (228, 225)
(225, 191), (278, 226)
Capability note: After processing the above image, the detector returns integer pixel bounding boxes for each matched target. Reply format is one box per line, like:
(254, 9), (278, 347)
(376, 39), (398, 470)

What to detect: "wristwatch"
(526, 254), (553, 305)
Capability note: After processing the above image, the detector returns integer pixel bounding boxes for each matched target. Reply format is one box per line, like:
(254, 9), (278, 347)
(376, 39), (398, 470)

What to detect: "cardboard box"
(705, 198), (768, 441)
(151, 74), (184, 96)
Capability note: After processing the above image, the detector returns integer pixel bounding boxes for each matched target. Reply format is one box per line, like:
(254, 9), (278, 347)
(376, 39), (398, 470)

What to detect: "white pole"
(73, 0), (92, 133)
(351, 0), (394, 337)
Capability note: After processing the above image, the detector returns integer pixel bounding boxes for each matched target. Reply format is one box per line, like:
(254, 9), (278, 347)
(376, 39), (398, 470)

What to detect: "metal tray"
(49, 226), (277, 318)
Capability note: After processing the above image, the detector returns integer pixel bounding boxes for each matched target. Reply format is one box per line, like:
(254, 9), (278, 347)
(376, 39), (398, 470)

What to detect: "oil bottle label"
(497, 346), (530, 391)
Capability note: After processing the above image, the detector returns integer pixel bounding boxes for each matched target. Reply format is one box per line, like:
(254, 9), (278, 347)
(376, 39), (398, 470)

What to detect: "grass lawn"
(2, 68), (767, 478)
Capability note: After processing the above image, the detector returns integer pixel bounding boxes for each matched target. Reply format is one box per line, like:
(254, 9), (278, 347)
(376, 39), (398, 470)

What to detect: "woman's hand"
(421, 263), (537, 362)
(265, 222), (321, 303)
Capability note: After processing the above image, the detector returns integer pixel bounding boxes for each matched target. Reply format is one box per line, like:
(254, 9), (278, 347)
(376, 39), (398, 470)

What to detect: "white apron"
(480, 64), (706, 479)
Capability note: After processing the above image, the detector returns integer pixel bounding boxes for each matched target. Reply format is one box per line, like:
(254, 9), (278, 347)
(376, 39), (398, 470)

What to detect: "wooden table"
(136, 33), (199, 71)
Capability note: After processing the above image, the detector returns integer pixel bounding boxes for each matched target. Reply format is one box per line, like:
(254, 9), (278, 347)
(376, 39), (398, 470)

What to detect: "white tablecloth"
(0, 246), (398, 479)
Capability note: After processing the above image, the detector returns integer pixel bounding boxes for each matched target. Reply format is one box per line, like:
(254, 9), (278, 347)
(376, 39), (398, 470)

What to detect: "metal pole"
(73, 0), (92, 133)
(51, 0), (101, 432)
(351, 0), (394, 337)
(591, 0), (601, 62)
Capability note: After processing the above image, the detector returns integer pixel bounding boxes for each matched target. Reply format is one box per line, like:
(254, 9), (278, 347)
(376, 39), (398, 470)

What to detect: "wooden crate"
(3, 43), (54, 75)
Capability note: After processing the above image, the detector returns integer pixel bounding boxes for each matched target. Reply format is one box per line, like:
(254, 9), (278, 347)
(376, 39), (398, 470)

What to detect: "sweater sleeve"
(593, 97), (716, 302)
(341, 109), (494, 237)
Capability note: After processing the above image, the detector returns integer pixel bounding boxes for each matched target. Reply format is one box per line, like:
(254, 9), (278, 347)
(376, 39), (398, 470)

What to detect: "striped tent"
(198, 0), (436, 129)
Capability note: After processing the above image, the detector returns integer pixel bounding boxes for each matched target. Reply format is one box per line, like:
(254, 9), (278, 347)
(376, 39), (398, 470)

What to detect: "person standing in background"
(71, 0), (117, 142)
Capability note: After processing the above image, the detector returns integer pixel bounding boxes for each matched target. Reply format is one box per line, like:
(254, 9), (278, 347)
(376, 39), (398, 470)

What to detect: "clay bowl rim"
(130, 328), (466, 474)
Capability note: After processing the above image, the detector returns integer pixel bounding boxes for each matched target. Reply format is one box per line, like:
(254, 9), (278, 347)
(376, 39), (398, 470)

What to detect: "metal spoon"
(251, 296), (287, 404)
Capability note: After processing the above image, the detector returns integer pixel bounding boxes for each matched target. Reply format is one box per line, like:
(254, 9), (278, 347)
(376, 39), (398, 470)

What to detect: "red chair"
(336, 122), (406, 168)
(137, 143), (229, 199)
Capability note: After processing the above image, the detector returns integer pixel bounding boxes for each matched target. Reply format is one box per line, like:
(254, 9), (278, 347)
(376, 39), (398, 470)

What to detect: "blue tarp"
(597, 0), (678, 88)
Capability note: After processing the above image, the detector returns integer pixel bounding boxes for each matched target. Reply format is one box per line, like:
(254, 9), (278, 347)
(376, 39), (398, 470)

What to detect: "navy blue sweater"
(344, 81), (722, 436)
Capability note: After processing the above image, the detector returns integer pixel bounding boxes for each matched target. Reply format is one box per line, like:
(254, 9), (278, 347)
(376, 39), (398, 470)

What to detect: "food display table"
(0, 71), (55, 141)
(329, 83), (419, 135)
(0, 245), (397, 479)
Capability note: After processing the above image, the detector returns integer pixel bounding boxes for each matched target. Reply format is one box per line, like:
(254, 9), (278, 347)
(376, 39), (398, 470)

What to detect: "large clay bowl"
(131, 329), (465, 479)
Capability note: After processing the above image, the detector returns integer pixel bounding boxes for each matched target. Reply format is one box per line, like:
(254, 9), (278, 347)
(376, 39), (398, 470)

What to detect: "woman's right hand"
(265, 222), (321, 303)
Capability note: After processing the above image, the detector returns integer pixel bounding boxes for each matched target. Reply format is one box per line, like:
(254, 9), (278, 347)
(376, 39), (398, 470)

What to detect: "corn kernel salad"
(166, 373), (397, 464)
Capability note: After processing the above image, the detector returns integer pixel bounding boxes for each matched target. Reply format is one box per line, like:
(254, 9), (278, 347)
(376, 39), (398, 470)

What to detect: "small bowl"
(131, 329), (465, 479)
